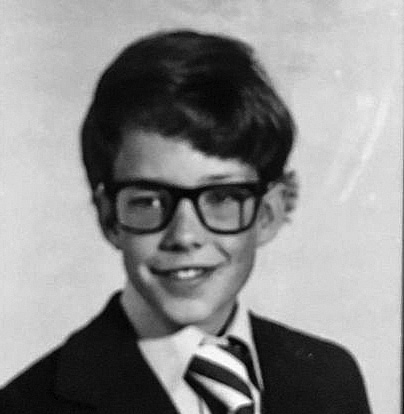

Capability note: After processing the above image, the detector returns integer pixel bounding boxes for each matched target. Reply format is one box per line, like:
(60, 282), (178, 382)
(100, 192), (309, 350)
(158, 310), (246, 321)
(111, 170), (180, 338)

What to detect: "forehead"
(113, 130), (258, 186)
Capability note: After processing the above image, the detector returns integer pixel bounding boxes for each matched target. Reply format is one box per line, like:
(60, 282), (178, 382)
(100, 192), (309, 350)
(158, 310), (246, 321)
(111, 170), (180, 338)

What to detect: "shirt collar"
(120, 281), (263, 391)
(224, 300), (264, 389)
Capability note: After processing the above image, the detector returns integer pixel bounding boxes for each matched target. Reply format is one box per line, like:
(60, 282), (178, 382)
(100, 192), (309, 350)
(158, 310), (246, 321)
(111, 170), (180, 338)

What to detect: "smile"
(151, 267), (216, 281)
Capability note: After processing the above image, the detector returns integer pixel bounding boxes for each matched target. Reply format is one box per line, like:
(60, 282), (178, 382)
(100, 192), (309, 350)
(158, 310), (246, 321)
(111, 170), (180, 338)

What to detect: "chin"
(161, 298), (232, 333)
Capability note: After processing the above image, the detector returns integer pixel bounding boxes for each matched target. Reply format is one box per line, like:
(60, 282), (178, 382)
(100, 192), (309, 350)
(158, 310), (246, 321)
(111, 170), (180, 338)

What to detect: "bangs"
(97, 69), (292, 183)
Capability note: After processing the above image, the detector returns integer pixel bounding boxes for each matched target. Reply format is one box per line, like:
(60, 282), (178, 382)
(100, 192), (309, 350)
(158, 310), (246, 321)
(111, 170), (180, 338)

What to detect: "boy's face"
(102, 130), (281, 335)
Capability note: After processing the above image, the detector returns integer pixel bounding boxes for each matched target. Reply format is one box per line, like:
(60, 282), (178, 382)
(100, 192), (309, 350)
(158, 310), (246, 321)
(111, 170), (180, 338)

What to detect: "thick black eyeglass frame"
(103, 179), (267, 235)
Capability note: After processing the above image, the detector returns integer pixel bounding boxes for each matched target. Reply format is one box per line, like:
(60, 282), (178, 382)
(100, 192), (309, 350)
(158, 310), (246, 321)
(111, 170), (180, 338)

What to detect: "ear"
(93, 183), (121, 250)
(256, 182), (289, 247)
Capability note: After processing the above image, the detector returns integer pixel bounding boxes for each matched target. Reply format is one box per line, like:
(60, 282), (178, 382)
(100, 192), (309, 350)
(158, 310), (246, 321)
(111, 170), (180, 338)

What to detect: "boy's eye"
(204, 187), (252, 205)
(121, 189), (164, 211)
(127, 196), (161, 209)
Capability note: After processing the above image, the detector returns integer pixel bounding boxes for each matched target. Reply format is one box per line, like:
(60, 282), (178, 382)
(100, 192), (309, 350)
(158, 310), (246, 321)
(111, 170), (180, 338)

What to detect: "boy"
(0, 30), (371, 413)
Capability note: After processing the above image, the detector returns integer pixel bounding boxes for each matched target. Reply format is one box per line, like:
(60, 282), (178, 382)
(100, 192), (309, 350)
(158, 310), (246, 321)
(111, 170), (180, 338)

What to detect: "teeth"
(165, 268), (207, 280)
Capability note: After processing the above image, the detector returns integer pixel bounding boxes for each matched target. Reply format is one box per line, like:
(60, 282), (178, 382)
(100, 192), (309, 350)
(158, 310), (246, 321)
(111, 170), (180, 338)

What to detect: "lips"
(150, 266), (217, 281)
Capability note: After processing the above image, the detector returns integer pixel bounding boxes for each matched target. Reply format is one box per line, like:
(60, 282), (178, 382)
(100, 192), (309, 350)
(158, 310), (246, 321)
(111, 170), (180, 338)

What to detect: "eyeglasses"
(104, 180), (266, 234)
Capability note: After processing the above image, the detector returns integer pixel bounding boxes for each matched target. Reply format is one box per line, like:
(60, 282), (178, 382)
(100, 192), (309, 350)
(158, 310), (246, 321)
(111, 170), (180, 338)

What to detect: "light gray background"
(0, 1), (402, 413)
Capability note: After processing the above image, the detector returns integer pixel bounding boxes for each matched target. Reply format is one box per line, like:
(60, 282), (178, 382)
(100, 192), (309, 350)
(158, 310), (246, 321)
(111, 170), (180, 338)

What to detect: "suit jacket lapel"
(251, 314), (325, 414)
(251, 313), (278, 414)
(54, 293), (179, 414)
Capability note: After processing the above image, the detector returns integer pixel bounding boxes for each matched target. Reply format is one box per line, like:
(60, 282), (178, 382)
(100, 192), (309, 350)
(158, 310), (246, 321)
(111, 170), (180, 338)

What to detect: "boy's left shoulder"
(250, 312), (361, 370)
(249, 313), (371, 413)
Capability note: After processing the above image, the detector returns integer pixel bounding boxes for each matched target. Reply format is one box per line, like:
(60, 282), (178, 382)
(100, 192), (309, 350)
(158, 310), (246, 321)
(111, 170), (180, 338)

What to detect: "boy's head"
(81, 29), (295, 192)
(81, 30), (297, 336)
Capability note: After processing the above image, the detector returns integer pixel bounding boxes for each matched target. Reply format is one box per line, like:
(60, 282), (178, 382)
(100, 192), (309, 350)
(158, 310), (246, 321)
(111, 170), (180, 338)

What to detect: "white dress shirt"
(120, 282), (263, 414)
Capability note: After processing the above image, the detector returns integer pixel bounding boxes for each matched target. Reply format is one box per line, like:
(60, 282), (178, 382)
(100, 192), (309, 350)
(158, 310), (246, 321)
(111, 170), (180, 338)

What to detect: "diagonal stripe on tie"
(189, 356), (252, 397)
(191, 373), (252, 408)
(196, 344), (249, 380)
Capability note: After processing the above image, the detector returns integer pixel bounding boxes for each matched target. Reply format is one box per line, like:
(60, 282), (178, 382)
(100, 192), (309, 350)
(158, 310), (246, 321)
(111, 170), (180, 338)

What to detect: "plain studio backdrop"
(0, 1), (402, 413)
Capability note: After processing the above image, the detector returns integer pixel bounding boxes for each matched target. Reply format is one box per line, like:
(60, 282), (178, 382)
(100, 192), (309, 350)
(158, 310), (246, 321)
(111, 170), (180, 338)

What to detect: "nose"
(159, 198), (207, 252)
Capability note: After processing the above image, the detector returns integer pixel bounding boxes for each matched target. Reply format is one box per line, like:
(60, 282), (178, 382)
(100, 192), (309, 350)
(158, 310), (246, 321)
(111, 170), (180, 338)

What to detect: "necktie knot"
(185, 338), (256, 414)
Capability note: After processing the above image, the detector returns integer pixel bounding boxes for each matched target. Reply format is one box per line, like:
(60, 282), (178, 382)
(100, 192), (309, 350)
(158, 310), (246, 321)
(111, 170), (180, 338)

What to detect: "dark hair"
(81, 29), (295, 192)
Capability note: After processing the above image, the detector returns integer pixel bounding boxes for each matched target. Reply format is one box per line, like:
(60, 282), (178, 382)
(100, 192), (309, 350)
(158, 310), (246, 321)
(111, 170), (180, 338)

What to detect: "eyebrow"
(198, 173), (257, 183)
(203, 174), (235, 181)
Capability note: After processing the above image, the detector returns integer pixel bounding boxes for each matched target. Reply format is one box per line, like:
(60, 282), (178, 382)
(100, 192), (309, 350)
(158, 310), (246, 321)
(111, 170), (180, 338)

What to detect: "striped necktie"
(185, 337), (256, 414)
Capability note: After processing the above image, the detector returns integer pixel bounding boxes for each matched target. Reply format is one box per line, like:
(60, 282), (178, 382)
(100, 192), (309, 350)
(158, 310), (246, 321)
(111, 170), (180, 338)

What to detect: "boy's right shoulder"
(0, 346), (61, 411)
(0, 292), (127, 412)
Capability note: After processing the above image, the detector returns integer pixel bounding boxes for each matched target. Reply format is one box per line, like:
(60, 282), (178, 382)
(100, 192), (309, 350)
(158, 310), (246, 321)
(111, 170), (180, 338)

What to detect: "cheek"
(220, 230), (258, 276)
(118, 233), (159, 271)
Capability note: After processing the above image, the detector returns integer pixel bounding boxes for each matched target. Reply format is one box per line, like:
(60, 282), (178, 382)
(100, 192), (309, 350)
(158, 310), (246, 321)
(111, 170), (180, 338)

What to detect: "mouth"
(150, 266), (216, 281)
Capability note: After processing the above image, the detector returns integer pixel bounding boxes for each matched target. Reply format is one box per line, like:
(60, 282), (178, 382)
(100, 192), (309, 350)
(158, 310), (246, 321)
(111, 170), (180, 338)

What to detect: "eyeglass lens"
(199, 187), (256, 230)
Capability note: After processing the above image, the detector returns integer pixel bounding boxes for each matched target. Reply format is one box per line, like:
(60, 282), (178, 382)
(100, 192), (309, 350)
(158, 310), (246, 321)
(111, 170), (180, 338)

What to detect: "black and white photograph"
(0, 1), (401, 413)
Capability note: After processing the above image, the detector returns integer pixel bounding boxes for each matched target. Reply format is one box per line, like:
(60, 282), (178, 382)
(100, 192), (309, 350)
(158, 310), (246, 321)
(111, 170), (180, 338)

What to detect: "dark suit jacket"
(0, 293), (371, 413)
